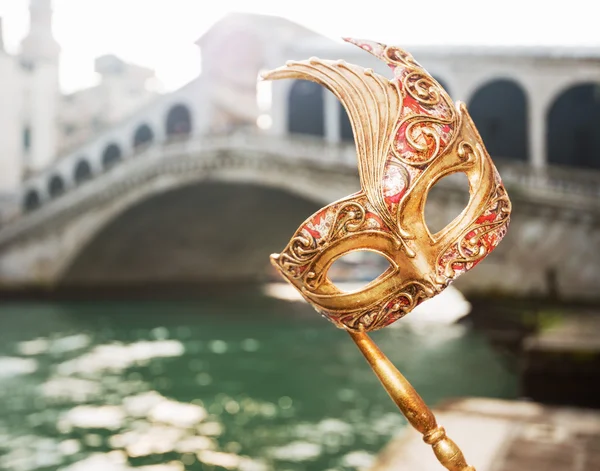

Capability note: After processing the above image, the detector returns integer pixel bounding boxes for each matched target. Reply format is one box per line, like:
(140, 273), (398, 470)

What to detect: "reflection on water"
(0, 293), (517, 471)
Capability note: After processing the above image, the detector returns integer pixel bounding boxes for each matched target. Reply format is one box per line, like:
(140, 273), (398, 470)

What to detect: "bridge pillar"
(529, 90), (548, 170)
(324, 91), (341, 144)
(269, 81), (291, 136)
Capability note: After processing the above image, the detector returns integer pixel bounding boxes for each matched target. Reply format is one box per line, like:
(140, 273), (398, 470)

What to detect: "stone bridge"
(1, 14), (600, 299)
(0, 134), (357, 288)
(1, 132), (599, 299)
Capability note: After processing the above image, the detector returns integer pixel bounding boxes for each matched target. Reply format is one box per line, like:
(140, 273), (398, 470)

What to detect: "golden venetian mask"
(263, 38), (511, 332)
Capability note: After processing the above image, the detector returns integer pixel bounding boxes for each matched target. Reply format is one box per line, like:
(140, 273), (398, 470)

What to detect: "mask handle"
(348, 329), (475, 471)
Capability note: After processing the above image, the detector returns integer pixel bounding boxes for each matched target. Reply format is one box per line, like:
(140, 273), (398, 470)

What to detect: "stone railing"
(496, 159), (600, 199)
(0, 133), (357, 246)
(3, 132), (600, 246)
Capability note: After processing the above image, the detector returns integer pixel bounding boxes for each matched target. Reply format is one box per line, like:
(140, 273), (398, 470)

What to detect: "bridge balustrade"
(6, 132), (600, 249)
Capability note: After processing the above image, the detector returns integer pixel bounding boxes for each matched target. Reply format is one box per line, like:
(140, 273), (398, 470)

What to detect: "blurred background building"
(0, 0), (157, 215)
(0, 2), (598, 300)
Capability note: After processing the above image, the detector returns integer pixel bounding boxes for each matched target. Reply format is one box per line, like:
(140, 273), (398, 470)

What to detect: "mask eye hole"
(327, 250), (392, 293)
(424, 172), (470, 236)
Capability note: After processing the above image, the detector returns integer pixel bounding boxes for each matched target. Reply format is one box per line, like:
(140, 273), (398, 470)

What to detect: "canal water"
(0, 292), (517, 471)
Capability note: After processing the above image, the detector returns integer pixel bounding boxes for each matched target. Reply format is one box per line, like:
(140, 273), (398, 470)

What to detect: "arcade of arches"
(17, 81), (600, 215)
(22, 103), (196, 212)
(287, 79), (600, 170)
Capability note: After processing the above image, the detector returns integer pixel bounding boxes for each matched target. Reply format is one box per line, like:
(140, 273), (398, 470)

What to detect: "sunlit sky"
(0, 0), (599, 94)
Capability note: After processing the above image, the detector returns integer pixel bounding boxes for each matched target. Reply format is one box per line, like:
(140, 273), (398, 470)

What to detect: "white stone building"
(0, 0), (158, 220)
(58, 54), (158, 156)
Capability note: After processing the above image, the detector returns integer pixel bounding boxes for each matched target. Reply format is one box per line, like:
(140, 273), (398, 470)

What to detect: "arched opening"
(469, 79), (528, 161)
(288, 80), (324, 136)
(340, 102), (353, 142)
(74, 159), (92, 185)
(23, 189), (41, 212)
(166, 104), (192, 138)
(547, 83), (600, 169)
(48, 174), (65, 198)
(102, 143), (122, 170)
(133, 124), (154, 149)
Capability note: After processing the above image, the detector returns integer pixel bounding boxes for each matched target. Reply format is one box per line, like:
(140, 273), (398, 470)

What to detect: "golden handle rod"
(348, 329), (475, 471)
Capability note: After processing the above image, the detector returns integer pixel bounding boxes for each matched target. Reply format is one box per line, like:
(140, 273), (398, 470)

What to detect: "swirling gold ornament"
(263, 38), (511, 471)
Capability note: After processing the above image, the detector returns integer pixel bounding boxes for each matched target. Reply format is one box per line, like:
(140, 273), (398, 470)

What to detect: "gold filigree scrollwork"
(276, 201), (368, 288)
(404, 119), (443, 165)
(437, 162), (511, 280)
(388, 72), (455, 168)
(404, 71), (441, 106)
(330, 202), (366, 239)
(391, 117), (452, 168)
(277, 233), (319, 279)
(384, 45), (419, 68)
(442, 244), (487, 279)
(336, 281), (436, 331)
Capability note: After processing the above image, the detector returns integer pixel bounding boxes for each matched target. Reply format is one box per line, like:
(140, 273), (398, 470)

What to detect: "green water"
(0, 293), (517, 471)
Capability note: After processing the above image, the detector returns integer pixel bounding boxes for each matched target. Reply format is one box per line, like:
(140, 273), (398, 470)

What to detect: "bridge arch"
(39, 148), (354, 285)
(468, 79), (528, 161)
(133, 123), (154, 149)
(60, 182), (322, 286)
(48, 174), (66, 199)
(547, 83), (600, 169)
(102, 143), (123, 170)
(288, 80), (324, 136)
(74, 159), (92, 185)
(23, 189), (41, 212)
(166, 104), (192, 138)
